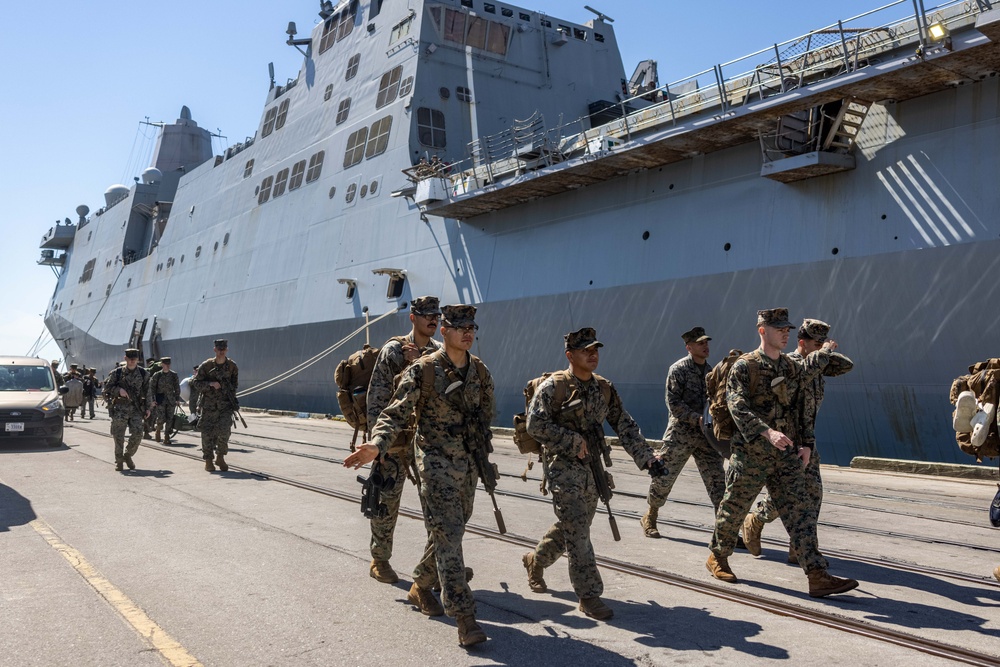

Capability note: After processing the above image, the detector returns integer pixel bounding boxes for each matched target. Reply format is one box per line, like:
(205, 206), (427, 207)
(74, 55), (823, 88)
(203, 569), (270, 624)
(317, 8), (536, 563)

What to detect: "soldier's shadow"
(0, 483), (36, 532)
(121, 469), (174, 478)
(216, 471), (263, 481)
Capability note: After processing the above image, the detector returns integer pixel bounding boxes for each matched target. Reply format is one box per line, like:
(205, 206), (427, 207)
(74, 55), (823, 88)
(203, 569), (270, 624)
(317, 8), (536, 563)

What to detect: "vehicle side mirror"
(59, 385), (69, 394)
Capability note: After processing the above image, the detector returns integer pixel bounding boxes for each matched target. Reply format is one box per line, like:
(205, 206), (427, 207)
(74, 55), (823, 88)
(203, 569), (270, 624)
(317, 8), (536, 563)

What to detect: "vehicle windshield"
(0, 365), (55, 391)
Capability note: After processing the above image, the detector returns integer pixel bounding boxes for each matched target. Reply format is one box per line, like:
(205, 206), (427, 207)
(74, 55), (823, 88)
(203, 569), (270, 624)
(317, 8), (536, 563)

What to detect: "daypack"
(706, 349), (751, 442)
(512, 370), (611, 455)
(334, 344), (382, 430)
(950, 359), (1000, 461)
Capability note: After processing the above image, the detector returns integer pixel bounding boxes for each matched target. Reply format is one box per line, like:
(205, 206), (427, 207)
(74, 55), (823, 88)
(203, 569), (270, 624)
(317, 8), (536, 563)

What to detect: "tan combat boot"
(706, 553), (738, 583)
(115, 460), (124, 471)
(579, 596), (613, 620)
(369, 559), (399, 584)
(205, 458), (216, 472)
(807, 569), (859, 598)
(994, 566), (999, 582)
(155, 427), (161, 443)
(640, 506), (661, 538)
(215, 454), (229, 472)
(406, 582), (444, 617)
(742, 513), (764, 556)
(522, 552), (547, 593)
(456, 614), (487, 647)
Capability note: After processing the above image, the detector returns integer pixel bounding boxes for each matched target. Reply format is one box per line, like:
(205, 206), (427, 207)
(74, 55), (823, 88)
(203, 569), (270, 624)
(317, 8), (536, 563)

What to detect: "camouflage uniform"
(148, 365), (181, 437)
(369, 346), (494, 618)
(527, 346), (656, 601)
(366, 330), (442, 570)
(103, 365), (149, 465)
(754, 349), (854, 524)
(710, 339), (833, 572)
(193, 356), (239, 461)
(648, 353), (726, 511)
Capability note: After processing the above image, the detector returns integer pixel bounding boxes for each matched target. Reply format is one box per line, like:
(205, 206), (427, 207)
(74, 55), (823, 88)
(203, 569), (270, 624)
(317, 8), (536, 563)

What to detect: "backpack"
(512, 370), (612, 455)
(950, 359), (1000, 461)
(334, 345), (382, 430)
(706, 349), (752, 442)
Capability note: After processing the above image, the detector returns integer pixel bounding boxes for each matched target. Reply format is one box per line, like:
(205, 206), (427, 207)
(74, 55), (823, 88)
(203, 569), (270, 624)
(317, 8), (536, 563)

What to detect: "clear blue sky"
(1, 0), (892, 365)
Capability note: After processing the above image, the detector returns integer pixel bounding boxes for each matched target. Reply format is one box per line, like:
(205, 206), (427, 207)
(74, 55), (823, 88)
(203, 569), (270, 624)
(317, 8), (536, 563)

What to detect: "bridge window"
(456, 86), (472, 102)
(346, 53), (360, 80)
(369, 0), (383, 20)
(441, 8), (508, 55)
(444, 9), (466, 43)
(306, 151), (325, 183)
(79, 258), (96, 283)
(336, 97), (351, 125)
(273, 168), (289, 197)
(262, 107), (277, 137)
(275, 99), (290, 130)
(344, 127), (368, 168)
(484, 3), (495, 14)
(244, 159), (254, 178)
(467, 16), (487, 50)
(337, 1), (358, 42)
(365, 116), (393, 159)
(288, 160), (306, 190)
(417, 108), (446, 148)
(376, 66), (403, 108)
(399, 76), (413, 97)
(258, 176), (273, 204)
(487, 22), (510, 54)
(390, 15), (413, 43)
(324, 84), (333, 101)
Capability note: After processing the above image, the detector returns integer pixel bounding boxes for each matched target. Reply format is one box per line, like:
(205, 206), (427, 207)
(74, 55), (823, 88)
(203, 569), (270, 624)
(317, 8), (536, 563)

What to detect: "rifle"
(563, 396), (621, 541)
(357, 459), (396, 519)
(210, 366), (248, 428)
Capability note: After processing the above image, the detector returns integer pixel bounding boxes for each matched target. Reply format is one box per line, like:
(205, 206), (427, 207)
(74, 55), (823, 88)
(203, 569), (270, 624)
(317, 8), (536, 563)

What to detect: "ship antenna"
(268, 62), (276, 90)
(583, 5), (614, 22)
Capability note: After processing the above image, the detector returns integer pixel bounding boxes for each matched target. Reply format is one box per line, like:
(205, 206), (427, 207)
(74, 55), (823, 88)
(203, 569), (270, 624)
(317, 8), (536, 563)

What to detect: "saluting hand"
(344, 443), (379, 469)
(821, 339), (838, 353)
(765, 428), (793, 451)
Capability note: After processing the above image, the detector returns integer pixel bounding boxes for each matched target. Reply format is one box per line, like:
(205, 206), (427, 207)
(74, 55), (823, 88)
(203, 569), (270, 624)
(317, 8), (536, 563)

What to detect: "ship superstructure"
(40, 0), (1000, 465)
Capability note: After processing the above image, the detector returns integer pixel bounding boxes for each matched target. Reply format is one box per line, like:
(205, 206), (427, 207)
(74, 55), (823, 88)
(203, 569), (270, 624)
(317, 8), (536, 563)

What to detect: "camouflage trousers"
(199, 412), (232, 459)
(151, 402), (177, 433)
(110, 409), (144, 462)
(532, 459), (602, 599)
(754, 449), (823, 524)
(370, 451), (437, 584)
(647, 431), (726, 512)
(710, 438), (828, 573)
(413, 446), (477, 617)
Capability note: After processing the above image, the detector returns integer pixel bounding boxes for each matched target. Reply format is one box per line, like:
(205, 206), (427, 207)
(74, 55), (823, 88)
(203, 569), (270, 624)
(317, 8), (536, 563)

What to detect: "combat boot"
(640, 506), (660, 538)
(115, 460), (124, 471)
(456, 614), (486, 647)
(163, 435), (172, 445)
(124, 455), (135, 470)
(787, 546), (799, 565)
(953, 391), (977, 432)
(144, 431), (152, 440)
(155, 427), (161, 443)
(369, 559), (398, 584)
(993, 566), (999, 582)
(706, 553), (738, 583)
(578, 596), (614, 620)
(204, 458), (215, 472)
(406, 582), (444, 617)
(522, 552), (546, 593)
(215, 454), (229, 472)
(807, 569), (859, 598)
(742, 513), (764, 556)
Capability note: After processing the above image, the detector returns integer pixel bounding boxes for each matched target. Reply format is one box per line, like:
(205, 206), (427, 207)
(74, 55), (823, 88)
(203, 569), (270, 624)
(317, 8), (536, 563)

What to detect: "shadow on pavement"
(0, 483), (37, 532)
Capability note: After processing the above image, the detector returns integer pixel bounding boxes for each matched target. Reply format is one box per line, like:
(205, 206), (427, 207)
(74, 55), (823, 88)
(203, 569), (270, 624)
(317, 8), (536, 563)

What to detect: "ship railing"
(439, 0), (986, 197)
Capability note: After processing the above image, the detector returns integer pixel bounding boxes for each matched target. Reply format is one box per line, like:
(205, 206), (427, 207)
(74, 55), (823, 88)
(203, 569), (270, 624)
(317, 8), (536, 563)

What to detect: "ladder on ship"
(821, 96), (873, 152)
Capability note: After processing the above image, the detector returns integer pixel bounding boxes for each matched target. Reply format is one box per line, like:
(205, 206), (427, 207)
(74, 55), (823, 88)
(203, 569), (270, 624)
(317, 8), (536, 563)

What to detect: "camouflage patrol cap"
(757, 308), (794, 329)
(565, 327), (604, 350)
(441, 304), (477, 328)
(88, 367), (96, 372)
(50, 360), (59, 366)
(69, 363), (78, 370)
(798, 318), (831, 342)
(124, 348), (140, 359)
(160, 357), (172, 365)
(410, 296), (442, 316)
(681, 326), (712, 344)
(214, 339), (228, 349)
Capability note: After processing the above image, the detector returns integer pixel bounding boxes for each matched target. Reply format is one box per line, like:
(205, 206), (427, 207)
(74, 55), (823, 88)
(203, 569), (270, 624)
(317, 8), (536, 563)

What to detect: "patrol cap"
(160, 357), (172, 365)
(214, 339), (228, 349)
(565, 327), (603, 351)
(50, 360), (59, 366)
(70, 363), (78, 370)
(88, 367), (96, 372)
(410, 296), (441, 316)
(681, 327), (712, 344)
(441, 305), (477, 328)
(124, 348), (140, 359)
(798, 318), (831, 342)
(757, 308), (794, 329)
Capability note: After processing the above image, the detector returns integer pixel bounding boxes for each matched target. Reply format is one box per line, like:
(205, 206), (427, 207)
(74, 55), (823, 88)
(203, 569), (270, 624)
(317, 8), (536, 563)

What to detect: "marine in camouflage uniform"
(365, 296), (443, 585)
(524, 328), (665, 621)
(642, 326), (726, 538)
(102, 348), (149, 471)
(345, 305), (493, 647)
(706, 308), (859, 598)
(744, 319), (854, 562)
(193, 339), (239, 472)
(148, 357), (181, 444)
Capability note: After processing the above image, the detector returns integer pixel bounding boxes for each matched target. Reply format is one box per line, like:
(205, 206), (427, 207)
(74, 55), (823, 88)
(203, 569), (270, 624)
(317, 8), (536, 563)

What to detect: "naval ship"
(38, 0), (1000, 465)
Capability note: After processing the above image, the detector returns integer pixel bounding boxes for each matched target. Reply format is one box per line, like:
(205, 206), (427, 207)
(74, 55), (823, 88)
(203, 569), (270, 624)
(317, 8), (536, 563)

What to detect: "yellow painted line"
(30, 518), (203, 667)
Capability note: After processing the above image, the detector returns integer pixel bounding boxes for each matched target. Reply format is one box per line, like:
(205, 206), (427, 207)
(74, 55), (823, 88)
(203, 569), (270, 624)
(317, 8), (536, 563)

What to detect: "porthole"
(224, 232), (230, 246)
(669, 184), (674, 190)
(196, 246), (202, 258)
(642, 231), (650, 240)
(346, 183), (357, 203)
(724, 243), (731, 251)
(881, 214), (887, 220)
(214, 241), (219, 252)
(439, 86), (450, 99)
(360, 184), (368, 198)
(87, 292), (92, 298)
(329, 186), (337, 199)
(369, 180), (378, 194)
(831, 247), (839, 255)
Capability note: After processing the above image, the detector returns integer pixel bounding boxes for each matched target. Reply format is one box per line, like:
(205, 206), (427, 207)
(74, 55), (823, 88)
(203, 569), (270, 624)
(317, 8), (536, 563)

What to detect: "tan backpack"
(334, 345), (381, 430)
(950, 359), (1000, 461)
(512, 370), (611, 455)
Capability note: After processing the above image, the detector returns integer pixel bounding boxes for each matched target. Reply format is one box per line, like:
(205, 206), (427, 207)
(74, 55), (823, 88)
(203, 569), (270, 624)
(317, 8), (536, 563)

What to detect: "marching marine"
(743, 319), (854, 562)
(148, 357), (181, 445)
(193, 339), (240, 472)
(642, 326), (727, 539)
(706, 308), (859, 597)
(345, 305), (494, 647)
(522, 328), (666, 620)
(364, 296), (443, 586)
(102, 348), (150, 471)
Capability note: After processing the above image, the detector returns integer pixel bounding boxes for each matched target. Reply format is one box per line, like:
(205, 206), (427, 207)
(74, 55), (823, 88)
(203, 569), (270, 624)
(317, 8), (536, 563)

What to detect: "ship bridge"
(418, 1), (1000, 219)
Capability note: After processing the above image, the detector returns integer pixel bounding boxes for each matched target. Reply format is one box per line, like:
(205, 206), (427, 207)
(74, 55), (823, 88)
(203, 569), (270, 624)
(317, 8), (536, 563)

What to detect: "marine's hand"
(344, 443), (379, 469)
(209, 381), (221, 390)
(402, 343), (419, 363)
(118, 388), (128, 398)
(765, 428), (793, 451)
(144, 410), (150, 419)
(798, 446), (811, 467)
(574, 434), (588, 460)
(821, 339), (838, 352)
(646, 456), (668, 478)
